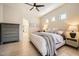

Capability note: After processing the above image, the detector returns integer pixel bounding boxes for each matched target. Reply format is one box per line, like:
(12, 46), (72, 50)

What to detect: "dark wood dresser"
(0, 23), (19, 44)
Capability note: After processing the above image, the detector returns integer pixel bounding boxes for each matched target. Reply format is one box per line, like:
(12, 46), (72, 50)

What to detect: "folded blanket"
(52, 33), (64, 44)
(35, 32), (57, 56)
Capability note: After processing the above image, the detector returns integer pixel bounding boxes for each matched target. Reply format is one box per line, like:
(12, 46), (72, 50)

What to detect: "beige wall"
(0, 4), (3, 22)
(40, 3), (79, 31)
(28, 17), (40, 32)
(3, 4), (23, 24)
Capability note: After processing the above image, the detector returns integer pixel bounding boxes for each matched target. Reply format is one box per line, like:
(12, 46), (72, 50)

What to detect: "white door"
(23, 18), (29, 42)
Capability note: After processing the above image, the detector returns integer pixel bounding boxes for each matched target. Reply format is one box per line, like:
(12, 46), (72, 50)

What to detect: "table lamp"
(68, 25), (78, 38)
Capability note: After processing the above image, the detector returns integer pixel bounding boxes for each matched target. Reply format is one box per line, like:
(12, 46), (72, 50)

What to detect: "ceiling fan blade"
(36, 5), (44, 7)
(34, 3), (36, 6)
(30, 7), (34, 11)
(36, 7), (39, 11)
(25, 3), (33, 6)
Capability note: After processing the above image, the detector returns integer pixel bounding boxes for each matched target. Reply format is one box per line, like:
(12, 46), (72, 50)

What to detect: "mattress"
(30, 34), (47, 56)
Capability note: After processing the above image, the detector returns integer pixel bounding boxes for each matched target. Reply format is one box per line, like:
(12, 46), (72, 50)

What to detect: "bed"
(30, 32), (65, 56)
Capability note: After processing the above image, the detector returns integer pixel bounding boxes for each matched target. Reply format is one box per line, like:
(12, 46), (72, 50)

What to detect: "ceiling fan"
(25, 3), (45, 11)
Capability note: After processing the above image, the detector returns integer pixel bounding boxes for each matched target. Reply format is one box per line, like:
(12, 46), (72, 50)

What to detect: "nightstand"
(66, 38), (79, 48)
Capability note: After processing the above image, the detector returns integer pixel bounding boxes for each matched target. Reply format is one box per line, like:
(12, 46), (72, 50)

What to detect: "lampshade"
(68, 25), (78, 32)
(43, 24), (48, 31)
(42, 19), (49, 31)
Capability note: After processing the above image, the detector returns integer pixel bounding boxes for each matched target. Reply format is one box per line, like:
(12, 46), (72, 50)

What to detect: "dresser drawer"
(2, 36), (19, 43)
(2, 24), (18, 28)
(66, 40), (78, 47)
(2, 33), (19, 38)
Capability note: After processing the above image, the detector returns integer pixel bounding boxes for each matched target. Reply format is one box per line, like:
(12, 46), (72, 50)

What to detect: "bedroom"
(0, 3), (79, 56)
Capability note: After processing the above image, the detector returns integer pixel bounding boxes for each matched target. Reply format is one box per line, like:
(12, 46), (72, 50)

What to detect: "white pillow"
(57, 31), (64, 34)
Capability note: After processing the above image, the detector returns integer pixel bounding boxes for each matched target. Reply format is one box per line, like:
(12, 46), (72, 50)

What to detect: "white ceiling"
(24, 3), (64, 17)
(36, 3), (64, 17)
(3, 3), (64, 18)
